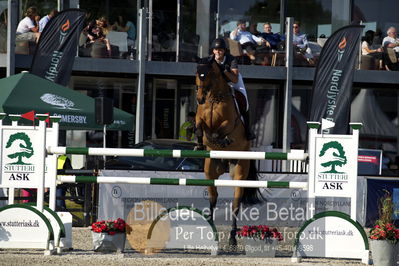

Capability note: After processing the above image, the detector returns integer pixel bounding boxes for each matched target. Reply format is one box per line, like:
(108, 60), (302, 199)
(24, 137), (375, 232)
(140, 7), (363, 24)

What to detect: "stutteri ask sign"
(0, 128), (43, 188)
(314, 136), (357, 197)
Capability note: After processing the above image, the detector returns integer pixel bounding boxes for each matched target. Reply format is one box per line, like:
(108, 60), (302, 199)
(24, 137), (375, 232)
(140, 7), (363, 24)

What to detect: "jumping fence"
(0, 114), (370, 264)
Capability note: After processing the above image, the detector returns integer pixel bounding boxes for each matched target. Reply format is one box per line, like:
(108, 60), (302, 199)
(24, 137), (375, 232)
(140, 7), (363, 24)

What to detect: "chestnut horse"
(195, 58), (261, 248)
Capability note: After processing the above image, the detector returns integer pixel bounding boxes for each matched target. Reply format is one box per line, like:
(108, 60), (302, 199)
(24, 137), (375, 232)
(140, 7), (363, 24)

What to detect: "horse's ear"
(197, 56), (211, 65)
(194, 56), (200, 63)
(194, 56), (201, 63)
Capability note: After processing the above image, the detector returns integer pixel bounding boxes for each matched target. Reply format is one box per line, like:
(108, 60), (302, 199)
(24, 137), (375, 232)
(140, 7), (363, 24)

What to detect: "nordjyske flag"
(309, 24), (364, 134)
(31, 9), (85, 86)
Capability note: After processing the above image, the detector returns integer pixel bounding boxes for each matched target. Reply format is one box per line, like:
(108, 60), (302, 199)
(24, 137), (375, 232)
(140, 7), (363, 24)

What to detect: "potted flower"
(369, 192), (399, 266)
(91, 218), (126, 253)
(237, 225), (283, 257)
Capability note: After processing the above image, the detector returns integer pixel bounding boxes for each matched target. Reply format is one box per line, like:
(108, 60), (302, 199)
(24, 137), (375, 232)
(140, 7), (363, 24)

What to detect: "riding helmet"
(211, 38), (227, 50)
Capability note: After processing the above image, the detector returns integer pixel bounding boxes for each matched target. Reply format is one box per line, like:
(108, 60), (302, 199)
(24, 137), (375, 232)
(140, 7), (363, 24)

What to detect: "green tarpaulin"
(0, 73), (134, 130)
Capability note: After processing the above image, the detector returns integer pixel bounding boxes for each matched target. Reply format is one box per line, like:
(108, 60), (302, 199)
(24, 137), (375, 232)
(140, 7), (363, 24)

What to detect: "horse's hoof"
(220, 137), (232, 148)
(194, 144), (205, 151)
(228, 244), (237, 253)
(228, 239), (238, 253)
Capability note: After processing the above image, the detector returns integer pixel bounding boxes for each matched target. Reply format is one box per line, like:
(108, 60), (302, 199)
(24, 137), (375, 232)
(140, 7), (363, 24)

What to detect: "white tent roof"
(350, 89), (397, 137)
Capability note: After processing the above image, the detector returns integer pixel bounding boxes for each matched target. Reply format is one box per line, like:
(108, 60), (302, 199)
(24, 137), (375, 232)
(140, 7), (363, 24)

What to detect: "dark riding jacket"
(208, 54), (238, 71)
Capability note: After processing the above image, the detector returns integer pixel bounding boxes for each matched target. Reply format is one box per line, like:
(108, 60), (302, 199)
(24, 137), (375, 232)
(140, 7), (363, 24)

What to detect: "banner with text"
(31, 9), (85, 86)
(309, 25), (364, 134)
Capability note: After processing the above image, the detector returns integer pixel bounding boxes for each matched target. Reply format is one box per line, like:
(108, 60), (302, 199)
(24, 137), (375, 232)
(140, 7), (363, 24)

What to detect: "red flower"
(91, 218), (126, 234)
(236, 225), (283, 241)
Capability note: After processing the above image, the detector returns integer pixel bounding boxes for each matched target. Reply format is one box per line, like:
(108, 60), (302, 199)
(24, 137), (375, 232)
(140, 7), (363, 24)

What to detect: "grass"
(65, 192), (85, 227)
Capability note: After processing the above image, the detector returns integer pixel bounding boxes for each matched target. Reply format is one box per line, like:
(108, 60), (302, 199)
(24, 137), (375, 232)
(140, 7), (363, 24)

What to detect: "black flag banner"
(31, 9), (85, 86)
(309, 24), (364, 134)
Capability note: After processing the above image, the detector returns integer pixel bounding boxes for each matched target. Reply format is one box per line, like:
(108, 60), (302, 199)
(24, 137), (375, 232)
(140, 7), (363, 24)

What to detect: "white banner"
(314, 136), (358, 197)
(1, 128), (43, 188)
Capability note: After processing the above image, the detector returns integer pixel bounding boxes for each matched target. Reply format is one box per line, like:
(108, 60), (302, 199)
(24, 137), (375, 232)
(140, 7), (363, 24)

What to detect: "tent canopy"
(351, 89), (397, 138)
(0, 73), (134, 130)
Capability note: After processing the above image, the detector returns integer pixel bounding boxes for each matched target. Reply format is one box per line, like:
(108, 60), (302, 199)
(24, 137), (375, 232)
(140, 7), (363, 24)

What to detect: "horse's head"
(195, 58), (221, 104)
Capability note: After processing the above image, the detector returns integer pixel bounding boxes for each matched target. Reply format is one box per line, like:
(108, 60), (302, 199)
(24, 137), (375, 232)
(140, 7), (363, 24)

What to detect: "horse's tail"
(241, 160), (265, 206)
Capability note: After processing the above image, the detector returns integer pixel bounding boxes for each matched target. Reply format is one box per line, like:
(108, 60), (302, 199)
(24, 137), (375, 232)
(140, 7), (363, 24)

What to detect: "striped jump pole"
(58, 175), (308, 189)
(48, 147), (308, 161)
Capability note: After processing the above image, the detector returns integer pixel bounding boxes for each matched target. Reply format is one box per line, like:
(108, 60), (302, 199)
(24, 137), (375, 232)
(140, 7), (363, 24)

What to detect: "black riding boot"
(242, 111), (256, 140)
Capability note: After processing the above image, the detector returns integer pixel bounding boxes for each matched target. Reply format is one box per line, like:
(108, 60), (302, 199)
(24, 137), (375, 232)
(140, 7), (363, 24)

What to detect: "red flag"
(45, 112), (50, 125)
(21, 110), (35, 121)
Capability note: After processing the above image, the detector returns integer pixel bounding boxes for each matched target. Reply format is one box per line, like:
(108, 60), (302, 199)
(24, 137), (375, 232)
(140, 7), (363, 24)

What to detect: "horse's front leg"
(194, 125), (205, 150)
(229, 187), (243, 248)
(229, 161), (249, 249)
(208, 186), (218, 222)
(212, 120), (233, 147)
(204, 158), (219, 222)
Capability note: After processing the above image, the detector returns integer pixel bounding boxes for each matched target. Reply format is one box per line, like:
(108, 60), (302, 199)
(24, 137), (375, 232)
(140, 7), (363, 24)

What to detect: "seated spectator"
(230, 19), (269, 61)
(249, 22), (261, 36)
(372, 29), (383, 47)
(292, 21), (314, 64)
(362, 30), (383, 57)
(16, 6), (40, 42)
(260, 22), (285, 50)
(38, 9), (58, 33)
(0, 9), (7, 53)
(85, 16), (112, 57)
(382, 27), (399, 56)
(111, 14), (136, 49)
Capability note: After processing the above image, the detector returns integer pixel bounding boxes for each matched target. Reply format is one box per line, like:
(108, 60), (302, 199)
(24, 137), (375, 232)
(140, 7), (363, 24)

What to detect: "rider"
(208, 38), (256, 140)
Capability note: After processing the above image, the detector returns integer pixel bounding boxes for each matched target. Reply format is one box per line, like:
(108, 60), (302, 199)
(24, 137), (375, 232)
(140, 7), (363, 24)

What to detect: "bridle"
(196, 63), (212, 104)
(196, 62), (232, 105)
(195, 60), (240, 141)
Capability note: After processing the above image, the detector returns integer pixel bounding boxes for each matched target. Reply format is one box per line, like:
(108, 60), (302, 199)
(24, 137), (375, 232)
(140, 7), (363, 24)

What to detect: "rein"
(196, 60), (242, 145)
(204, 84), (240, 142)
(208, 91), (232, 103)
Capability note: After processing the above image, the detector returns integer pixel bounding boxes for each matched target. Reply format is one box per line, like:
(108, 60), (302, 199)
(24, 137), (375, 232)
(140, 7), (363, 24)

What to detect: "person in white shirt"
(16, 6), (40, 42)
(362, 30), (382, 56)
(230, 20), (268, 61)
(38, 9), (58, 33)
(382, 27), (399, 54)
(292, 21), (314, 64)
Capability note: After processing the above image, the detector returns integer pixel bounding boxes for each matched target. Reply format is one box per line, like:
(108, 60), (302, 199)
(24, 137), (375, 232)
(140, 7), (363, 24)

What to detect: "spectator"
(85, 16), (112, 57)
(249, 22), (261, 36)
(179, 111), (196, 142)
(38, 9), (59, 33)
(362, 30), (383, 58)
(260, 22), (285, 50)
(112, 15), (136, 50)
(292, 21), (314, 64)
(372, 29), (383, 47)
(382, 27), (399, 55)
(16, 6), (40, 42)
(230, 20), (269, 61)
